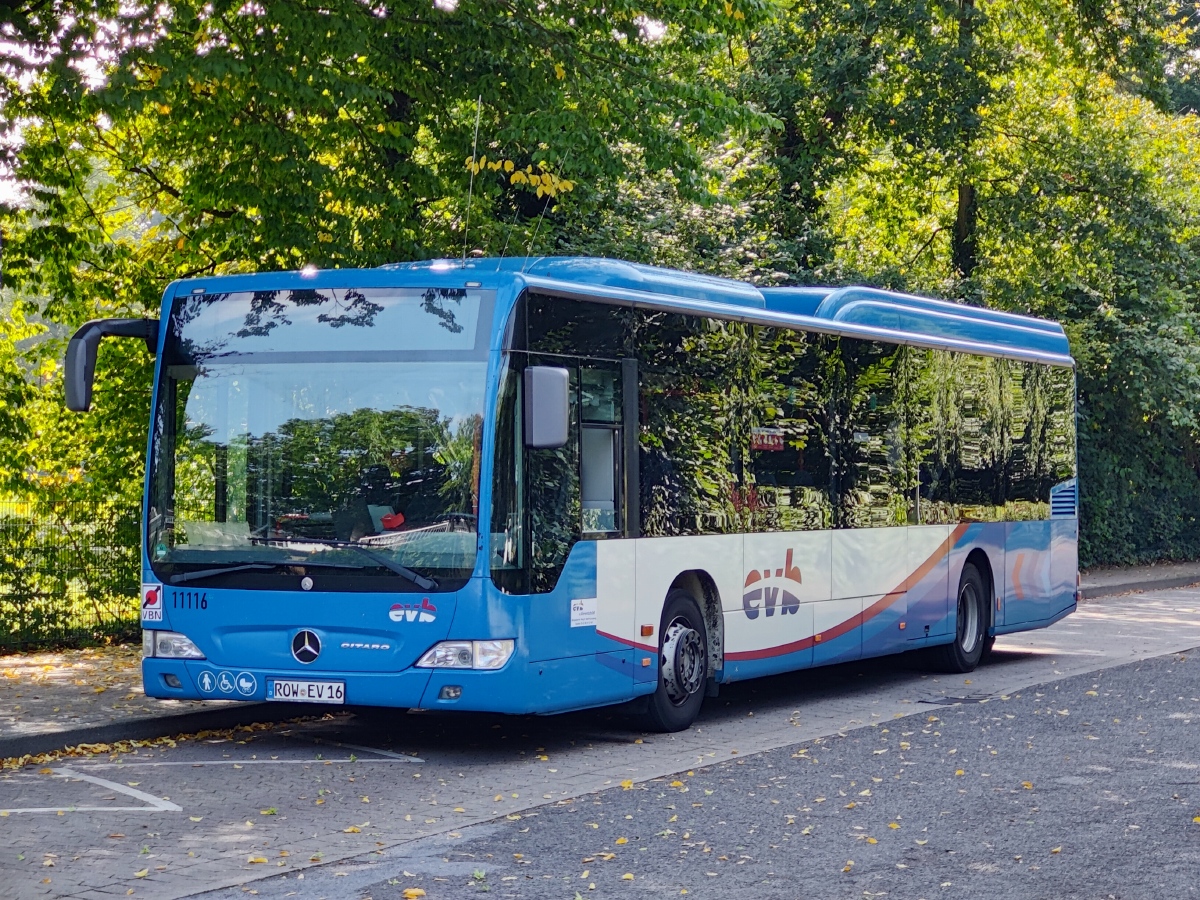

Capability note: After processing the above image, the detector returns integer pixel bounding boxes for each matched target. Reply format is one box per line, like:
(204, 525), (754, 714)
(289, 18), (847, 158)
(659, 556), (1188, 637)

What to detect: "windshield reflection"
(148, 287), (490, 591)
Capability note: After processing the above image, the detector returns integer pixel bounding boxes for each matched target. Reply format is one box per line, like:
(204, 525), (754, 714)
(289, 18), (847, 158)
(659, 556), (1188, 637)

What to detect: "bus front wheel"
(640, 589), (708, 733)
(933, 563), (988, 673)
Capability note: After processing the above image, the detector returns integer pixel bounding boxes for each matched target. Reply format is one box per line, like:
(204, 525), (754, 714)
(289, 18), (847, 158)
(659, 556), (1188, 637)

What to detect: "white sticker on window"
(570, 596), (597, 628)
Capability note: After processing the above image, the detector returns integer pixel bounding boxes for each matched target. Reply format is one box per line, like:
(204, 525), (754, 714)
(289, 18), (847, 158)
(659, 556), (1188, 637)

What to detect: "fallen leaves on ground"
(1, 719), (311, 771)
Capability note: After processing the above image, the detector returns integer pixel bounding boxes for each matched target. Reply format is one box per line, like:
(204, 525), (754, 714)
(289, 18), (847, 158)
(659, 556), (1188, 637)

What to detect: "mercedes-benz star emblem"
(292, 630), (321, 664)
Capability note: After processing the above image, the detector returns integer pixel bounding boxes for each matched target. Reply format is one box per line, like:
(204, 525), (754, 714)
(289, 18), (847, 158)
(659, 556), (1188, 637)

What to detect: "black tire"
(639, 589), (709, 733)
(979, 633), (997, 664)
(931, 562), (988, 673)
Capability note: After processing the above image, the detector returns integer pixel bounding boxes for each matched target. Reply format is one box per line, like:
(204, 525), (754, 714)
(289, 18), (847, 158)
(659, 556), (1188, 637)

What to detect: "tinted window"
(907, 348), (958, 524)
(526, 357), (581, 592)
(635, 311), (742, 536)
(490, 356), (526, 593)
(744, 327), (833, 531)
(526, 293), (631, 358)
(827, 338), (907, 528)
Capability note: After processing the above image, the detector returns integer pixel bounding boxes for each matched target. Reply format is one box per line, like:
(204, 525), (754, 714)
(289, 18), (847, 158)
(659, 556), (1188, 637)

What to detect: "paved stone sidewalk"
(1081, 559), (1200, 598)
(0, 646), (239, 757)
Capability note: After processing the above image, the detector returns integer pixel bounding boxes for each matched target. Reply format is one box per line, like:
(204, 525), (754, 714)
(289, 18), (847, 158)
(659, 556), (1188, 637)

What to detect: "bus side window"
(490, 357), (527, 592)
(526, 361), (581, 592)
(580, 367), (621, 535)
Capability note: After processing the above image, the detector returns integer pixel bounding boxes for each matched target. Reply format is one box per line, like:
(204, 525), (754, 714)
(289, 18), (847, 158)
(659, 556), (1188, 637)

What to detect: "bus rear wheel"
(640, 590), (708, 733)
(932, 563), (988, 673)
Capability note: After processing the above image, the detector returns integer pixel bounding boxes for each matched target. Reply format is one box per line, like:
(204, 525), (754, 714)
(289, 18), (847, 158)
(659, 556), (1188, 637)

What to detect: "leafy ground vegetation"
(0, 0), (1198, 571)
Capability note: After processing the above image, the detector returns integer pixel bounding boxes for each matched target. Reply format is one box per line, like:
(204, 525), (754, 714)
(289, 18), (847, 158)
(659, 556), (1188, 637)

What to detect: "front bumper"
(143, 649), (644, 715)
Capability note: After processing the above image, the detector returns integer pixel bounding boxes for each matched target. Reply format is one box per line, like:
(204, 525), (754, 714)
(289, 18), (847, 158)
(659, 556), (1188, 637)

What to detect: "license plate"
(267, 679), (345, 704)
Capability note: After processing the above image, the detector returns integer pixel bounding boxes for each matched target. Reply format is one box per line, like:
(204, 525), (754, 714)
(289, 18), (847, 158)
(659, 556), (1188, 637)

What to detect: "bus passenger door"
(585, 361), (646, 684)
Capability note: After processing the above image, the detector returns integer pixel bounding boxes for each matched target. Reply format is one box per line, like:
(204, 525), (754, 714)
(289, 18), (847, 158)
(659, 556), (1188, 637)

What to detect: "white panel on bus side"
(633, 534), (743, 640)
(595, 540), (637, 646)
(831, 527), (909, 600)
(727, 531), (832, 659)
(906, 524), (953, 639)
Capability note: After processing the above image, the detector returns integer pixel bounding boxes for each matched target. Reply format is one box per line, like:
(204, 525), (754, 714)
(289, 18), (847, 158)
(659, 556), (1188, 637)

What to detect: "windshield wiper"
(168, 562), (283, 585)
(167, 559), (387, 585)
(250, 536), (438, 591)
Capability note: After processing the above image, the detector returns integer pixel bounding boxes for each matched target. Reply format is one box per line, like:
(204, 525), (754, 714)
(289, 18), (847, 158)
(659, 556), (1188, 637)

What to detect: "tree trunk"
(952, 181), (978, 278)
(952, 0), (978, 280)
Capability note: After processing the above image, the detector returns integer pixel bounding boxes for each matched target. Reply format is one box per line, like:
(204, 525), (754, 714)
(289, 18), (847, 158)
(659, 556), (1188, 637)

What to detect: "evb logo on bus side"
(743, 550), (803, 620)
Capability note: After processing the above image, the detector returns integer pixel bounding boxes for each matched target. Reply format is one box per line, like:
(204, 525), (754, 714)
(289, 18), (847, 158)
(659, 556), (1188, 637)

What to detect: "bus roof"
(170, 256), (1073, 366)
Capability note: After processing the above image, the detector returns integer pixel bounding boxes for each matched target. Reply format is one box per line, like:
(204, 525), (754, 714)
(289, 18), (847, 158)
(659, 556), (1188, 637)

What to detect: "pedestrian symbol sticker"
(197, 670), (217, 694)
(217, 671), (236, 694)
(235, 672), (257, 696)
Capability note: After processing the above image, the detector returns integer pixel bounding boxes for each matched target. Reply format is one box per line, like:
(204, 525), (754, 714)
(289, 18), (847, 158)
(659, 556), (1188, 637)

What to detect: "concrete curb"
(1081, 575), (1200, 601)
(0, 702), (332, 761)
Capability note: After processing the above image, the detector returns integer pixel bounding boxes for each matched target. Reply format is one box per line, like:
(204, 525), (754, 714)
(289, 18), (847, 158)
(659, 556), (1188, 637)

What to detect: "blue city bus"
(66, 258), (1078, 731)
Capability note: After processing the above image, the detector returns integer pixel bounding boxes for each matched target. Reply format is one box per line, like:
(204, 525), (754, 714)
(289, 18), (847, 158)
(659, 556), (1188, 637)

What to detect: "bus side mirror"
(65, 318), (159, 412)
(523, 366), (569, 449)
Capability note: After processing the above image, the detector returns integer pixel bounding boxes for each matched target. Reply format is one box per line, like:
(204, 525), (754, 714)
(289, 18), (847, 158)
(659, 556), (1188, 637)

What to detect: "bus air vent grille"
(1050, 479), (1078, 519)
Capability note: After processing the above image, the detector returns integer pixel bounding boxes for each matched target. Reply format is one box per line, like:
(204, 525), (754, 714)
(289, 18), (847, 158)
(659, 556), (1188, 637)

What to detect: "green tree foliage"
(1, 0), (1198, 570)
(560, 0), (1200, 566)
(0, 0), (768, 505)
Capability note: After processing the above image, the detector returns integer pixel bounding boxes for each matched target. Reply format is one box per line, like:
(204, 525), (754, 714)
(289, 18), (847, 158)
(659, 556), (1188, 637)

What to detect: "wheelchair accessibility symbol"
(197, 670), (217, 694)
(216, 671), (236, 694)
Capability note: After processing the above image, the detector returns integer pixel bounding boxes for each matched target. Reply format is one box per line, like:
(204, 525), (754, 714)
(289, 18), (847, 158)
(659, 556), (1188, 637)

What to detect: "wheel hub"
(958, 582), (980, 653)
(660, 618), (705, 706)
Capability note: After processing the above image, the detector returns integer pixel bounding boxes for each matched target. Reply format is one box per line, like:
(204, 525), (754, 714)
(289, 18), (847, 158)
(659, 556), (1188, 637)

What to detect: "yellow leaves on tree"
(463, 156), (575, 198)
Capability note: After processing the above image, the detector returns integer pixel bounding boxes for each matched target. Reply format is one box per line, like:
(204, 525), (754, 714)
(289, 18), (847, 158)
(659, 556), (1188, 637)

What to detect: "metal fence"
(0, 500), (141, 652)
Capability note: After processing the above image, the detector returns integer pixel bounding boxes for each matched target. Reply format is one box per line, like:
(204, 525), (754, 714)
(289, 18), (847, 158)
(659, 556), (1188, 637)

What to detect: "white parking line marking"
(52, 767), (182, 811)
(289, 735), (424, 762)
(70, 758), (419, 768)
(0, 767), (182, 814)
(0, 806), (164, 814)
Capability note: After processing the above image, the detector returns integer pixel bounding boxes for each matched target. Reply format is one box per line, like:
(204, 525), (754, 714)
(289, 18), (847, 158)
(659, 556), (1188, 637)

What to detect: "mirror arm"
(64, 318), (159, 412)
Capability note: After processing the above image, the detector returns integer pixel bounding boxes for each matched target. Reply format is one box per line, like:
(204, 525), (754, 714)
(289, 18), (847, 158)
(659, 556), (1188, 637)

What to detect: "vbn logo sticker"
(742, 550), (803, 620)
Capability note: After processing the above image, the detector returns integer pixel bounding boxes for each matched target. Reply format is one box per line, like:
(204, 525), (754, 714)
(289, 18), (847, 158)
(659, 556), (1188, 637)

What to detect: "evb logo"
(743, 549), (803, 620)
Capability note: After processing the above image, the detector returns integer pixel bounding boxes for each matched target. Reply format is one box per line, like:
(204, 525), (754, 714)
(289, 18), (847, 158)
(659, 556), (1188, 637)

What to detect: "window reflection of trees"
(167, 287), (466, 365)
(172, 405), (482, 544)
(506, 293), (1077, 592)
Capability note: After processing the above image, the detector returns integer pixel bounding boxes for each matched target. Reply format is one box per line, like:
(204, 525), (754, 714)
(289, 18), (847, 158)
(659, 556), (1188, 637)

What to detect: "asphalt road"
(4, 586), (1200, 900)
(206, 650), (1200, 900)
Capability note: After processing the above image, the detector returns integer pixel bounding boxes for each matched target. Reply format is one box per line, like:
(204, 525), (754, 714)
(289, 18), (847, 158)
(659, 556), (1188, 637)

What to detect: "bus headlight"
(416, 640), (514, 670)
(472, 640), (515, 670)
(142, 630), (206, 660)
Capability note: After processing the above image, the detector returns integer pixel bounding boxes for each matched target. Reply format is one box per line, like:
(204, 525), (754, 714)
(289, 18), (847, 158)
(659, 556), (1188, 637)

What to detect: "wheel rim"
(660, 616), (705, 706)
(958, 581), (981, 653)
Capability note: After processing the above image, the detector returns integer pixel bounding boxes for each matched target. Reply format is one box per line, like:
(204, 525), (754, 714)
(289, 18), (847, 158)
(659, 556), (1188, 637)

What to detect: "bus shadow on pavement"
(295, 648), (1043, 762)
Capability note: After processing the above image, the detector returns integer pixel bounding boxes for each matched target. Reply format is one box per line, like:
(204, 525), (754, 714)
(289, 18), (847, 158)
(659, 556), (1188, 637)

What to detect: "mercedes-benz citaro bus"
(65, 258), (1079, 732)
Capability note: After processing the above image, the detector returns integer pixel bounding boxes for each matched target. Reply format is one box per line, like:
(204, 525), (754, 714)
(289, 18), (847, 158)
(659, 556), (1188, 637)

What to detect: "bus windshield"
(147, 286), (490, 591)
